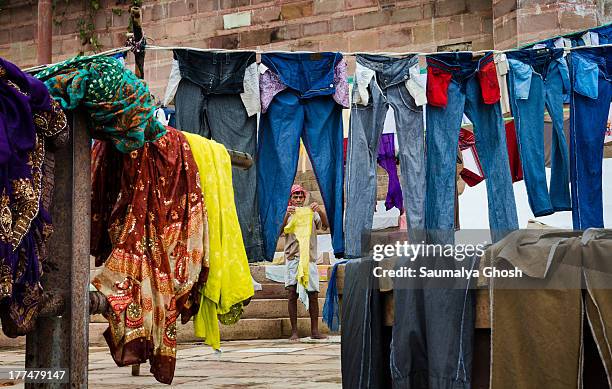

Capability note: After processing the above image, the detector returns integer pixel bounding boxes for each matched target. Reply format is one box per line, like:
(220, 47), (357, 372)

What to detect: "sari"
(91, 127), (206, 384)
(0, 57), (68, 337)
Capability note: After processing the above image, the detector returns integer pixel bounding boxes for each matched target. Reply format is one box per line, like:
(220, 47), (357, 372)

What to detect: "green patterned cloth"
(35, 55), (165, 152)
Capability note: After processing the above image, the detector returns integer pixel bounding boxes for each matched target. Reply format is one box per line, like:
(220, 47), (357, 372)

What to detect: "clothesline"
(22, 41), (612, 74)
(146, 43), (612, 56)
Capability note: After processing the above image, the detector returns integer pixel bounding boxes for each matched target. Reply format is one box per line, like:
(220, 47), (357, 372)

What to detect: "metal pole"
(37, 0), (53, 65)
(25, 113), (91, 388)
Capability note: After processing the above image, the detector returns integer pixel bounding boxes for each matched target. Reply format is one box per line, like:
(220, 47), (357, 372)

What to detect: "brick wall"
(493, 0), (605, 49)
(0, 0), (496, 98)
(2, 0), (606, 96)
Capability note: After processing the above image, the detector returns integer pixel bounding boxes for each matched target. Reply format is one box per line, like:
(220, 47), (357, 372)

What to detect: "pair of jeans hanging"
(425, 52), (518, 242)
(506, 48), (571, 217)
(345, 54), (426, 258)
(257, 52), (348, 260)
(174, 50), (264, 261)
(569, 47), (612, 229)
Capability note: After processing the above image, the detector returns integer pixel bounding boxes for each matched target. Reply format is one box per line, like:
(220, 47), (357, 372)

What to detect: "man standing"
(282, 184), (328, 341)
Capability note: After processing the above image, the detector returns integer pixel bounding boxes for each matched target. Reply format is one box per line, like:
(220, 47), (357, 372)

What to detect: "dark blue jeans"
(506, 48), (571, 216)
(569, 47), (612, 229)
(426, 52), (519, 243)
(174, 50), (264, 261)
(391, 254), (477, 389)
(341, 258), (388, 389)
(257, 53), (345, 259)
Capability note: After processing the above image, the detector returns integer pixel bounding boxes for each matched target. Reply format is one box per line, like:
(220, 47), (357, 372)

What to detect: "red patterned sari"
(91, 127), (206, 384)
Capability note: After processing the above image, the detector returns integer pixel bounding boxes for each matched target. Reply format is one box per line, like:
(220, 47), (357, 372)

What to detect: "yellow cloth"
(283, 207), (314, 289)
(182, 132), (254, 350)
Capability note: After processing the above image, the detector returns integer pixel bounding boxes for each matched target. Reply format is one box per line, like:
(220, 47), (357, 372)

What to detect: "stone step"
(178, 317), (334, 342)
(253, 265), (333, 284)
(250, 265), (272, 284)
(253, 282), (328, 299)
(89, 322), (108, 347)
(279, 318), (335, 338)
(243, 298), (324, 319)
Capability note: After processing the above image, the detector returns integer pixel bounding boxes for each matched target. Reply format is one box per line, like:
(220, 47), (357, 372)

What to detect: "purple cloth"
(0, 57), (64, 336)
(260, 58), (350, 113)
(377, 133), (403, 212)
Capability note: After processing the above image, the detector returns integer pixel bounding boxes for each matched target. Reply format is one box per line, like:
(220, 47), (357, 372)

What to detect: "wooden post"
(25, 114), (91, 388)
(37, 0), (53, 65)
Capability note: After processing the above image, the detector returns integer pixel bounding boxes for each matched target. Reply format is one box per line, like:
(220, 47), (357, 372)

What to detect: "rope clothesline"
(21, 40), (612, 74)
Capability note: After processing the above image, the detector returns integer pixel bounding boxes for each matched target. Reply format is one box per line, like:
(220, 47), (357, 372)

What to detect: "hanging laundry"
(458, 128), (485, 187)
(377, 133), (403, 212)
(0, 57), (69, 338)
(569, 47), (612, 229)
(162, 59), (181, 107)
(35, 55), (166, 152)
(322, 259), (347, 332)
(483, 229), (612, 389)
(506, 47), (571, 217)
(425, 52), (518, 243)
(494, 53), (511, 115)
(90, 127), (205, 385)
(182, 132), (254, 351)
(345, 54), (426, 258)
(283, 206), (315, 289)
(505, 120), (524, 183)
(458, 121), (523, 188)
(341, 258), (388, 389)
(257, 52), (348, 260)
(173, 49), (264, 262)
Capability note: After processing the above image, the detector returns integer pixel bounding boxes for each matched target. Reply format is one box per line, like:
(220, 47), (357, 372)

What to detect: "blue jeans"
(506, 48), (571, 217)
(426, 53), (518, 243)
(345, 54), (426, 258)
(174, 51), (264, 261)
(569, 48), (612, 229)
(257, 53), (345, 259)
(391, 254), (477, 389)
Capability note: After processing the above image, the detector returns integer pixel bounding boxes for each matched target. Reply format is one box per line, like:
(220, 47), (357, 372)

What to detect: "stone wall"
(0, 0), (495, 97)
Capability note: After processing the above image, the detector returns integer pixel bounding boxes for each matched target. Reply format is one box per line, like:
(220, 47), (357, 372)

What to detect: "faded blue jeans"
(507, 48), (571, 216)
(345, 54), (426, 258)
(426, 52), (519, 243)
(569, 47), (612, 229)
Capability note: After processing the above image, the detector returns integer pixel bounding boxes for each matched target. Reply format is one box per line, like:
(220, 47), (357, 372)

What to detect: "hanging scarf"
(35, 55), (165, 152)
(181, 132), (254, 350)
(0, 57), (68, 337)
(90, 127), (205, 384)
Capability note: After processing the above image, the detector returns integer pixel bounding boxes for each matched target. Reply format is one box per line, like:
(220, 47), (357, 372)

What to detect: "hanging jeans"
(425, 52), (518, 243)
(391, 254), (477, 389)
(341, 258), (389, 389)
(257, 52), (345, 260)
(506, 48), (571, 217)
(174, 50), (264, 262)
(569, 47), (612, 229)
(377, 133), (403, 212)
(345, 54), (426, 258)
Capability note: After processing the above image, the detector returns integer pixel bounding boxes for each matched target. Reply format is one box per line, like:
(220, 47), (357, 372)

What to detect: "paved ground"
(0, 337), (341, 388)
